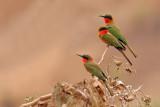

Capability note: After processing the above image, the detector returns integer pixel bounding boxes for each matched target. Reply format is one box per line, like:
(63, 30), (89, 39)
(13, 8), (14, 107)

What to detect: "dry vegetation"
(0, 0), (159, 106)
(20, 56), (151, 107)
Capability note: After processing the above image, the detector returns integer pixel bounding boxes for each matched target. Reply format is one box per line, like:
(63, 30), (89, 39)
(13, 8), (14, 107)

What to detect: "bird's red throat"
(82, 58), (88, 63)
(104, 18), (111, 24)
(82, 58), (93, 63)
(99, 29), (108, 35)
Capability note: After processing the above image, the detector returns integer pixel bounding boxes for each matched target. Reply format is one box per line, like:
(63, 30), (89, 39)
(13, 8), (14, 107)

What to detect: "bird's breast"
(99, 35), (108, 43)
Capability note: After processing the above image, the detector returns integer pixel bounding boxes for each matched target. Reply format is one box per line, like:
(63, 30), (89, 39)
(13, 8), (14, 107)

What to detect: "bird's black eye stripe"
(83, 56), (89, 60)
(99, 27), (107, 31)
(104, 15), (112, 20)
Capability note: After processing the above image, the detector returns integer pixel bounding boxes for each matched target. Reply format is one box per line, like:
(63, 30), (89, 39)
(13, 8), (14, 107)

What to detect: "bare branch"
(98, 46), (109, 65)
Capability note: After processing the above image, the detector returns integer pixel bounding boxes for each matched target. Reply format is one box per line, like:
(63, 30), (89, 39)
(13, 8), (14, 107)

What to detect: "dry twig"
(98, 47), (108, 65)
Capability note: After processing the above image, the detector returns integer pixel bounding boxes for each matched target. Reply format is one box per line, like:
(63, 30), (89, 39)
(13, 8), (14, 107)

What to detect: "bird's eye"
(83, 56), (89, 60)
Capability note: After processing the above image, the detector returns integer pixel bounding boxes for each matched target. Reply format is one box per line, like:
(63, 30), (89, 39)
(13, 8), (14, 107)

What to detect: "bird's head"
(98, 27), (109, 35)
(77, 54), (93, 63)
(100, 14), (113, 24)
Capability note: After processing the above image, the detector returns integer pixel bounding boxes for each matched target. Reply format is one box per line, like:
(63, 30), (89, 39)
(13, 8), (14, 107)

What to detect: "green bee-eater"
(77, 54), (113, 96)
(77, 54), (108, 81)
(98, 27), (133, 66)
(100, 14), (137, 58)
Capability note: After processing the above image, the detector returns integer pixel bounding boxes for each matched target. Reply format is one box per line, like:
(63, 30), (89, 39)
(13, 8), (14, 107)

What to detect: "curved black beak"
(99, 15), (105, 18)
(76, 53), (83, 58)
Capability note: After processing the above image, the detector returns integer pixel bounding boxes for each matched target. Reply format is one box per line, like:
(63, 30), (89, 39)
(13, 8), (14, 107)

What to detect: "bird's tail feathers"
(119, 50), (133, 66)
(119, 41), (126, 50)
(103, 80), (114, 96)
(126, 45), (137, 58)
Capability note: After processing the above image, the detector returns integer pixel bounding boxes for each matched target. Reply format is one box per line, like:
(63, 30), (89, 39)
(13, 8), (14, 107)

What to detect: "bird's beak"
(99, 15), (105, 18)
(76, 53), (83, 58)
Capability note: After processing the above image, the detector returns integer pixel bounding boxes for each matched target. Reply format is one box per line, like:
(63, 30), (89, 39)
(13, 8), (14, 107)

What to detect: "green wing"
(106, 25), (128, 45)
(84, 62), (107, 81)
(101, 33), (125, 50)
(109, 24), (120, 32)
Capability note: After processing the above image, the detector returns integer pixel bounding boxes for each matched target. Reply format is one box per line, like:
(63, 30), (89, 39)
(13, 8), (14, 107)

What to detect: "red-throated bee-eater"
(77, 54), (108, 80)
(98, 27), (133, 66)
(77, 54), (113, 96)
(100, 14), (137, 58)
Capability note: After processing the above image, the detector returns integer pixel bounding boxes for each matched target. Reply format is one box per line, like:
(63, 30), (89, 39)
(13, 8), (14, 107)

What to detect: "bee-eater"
(77, 54), (113, 96)
(100, 14), (137, 58)
(98, 27), (133, 66)
(77, 54), (108, 81)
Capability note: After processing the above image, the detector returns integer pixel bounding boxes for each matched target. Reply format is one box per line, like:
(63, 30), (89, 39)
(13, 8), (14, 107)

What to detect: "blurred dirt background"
(0, 0), (160, 106)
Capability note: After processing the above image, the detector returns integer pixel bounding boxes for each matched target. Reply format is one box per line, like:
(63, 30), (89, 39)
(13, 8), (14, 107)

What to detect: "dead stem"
(98, 46), (109, 65)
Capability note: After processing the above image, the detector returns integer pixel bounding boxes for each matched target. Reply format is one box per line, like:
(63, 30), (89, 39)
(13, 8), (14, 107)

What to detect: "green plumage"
(84, 62), (107, 81)
(99, 14), (136, 63)
(105, 25), (128, 45)
(98, 27), (133, 65)
(77, 54), (114, 96)
(105, 24), (137, 58)
(100, 33), (125, 50)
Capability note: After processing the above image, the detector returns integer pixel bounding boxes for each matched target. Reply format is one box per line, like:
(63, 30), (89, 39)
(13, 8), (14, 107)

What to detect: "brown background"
(0, 0), (160, 106)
